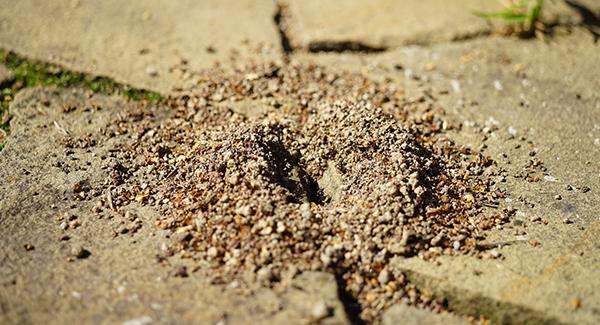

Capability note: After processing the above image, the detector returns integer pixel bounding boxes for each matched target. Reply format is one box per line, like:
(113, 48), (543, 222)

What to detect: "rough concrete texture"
(286, 0), (598, 50)
(382, 304), (467, 325)
(0, 0), (281, 93)
(298, 28), (600, 324)
(0, 88), (349, 325)
(0, 63), (13, 84)
(1, 0), (600, 323)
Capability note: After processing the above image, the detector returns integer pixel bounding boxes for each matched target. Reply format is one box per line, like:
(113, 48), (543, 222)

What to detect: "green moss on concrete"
(0, 49), (164, 150)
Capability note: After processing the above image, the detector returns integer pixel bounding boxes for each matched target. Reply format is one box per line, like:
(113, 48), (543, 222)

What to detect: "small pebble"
(235, 205), (252, 217)
(207, 246), (218, 257)
(300, 203), (313, 219)
(122, 316), (153, 325)
(256, 267), (272, 283)
(145, 66), (158, 77)
(71, 245), (90, 259)
(311, 301), (330, 320)
(173, 266), (188, 278)
(452, 241), (461, 250)
(377, 269), (391, 285)
(493, 80), (503, 91)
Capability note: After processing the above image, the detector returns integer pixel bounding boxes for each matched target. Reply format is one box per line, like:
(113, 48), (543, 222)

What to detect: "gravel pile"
(103, 61), (506, 322)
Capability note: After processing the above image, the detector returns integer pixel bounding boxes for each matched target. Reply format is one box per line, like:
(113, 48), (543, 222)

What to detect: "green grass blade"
(525, 0), (544, 30)
(474, 9), (527, 23)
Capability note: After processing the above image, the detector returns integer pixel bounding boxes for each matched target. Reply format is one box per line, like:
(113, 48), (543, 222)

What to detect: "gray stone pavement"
(1, 0), (600, 324)
(0, 0), (281, 93)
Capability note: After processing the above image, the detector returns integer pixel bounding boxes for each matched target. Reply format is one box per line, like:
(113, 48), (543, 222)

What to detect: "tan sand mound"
(98, 62), (506, 322)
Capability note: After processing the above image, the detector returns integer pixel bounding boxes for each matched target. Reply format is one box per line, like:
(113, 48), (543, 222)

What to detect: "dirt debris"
(84, 61), (507, 322)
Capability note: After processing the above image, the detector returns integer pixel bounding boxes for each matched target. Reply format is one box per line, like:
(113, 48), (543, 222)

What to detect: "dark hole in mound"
(256, 136), (325, 205)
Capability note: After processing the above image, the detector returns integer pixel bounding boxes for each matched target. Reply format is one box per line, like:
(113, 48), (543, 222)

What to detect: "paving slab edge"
(395, 262), (566, 325)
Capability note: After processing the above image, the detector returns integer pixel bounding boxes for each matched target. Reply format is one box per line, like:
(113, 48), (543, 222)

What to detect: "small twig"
(53, 121), (70, 135)
(469, 219), (480, 237)
(106, 191), (115, 211)
(482, 202), (499, 208)
(163, 168), (178, 180)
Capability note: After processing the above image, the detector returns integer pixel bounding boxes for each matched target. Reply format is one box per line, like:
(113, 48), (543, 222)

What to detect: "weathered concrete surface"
(286, 0), (598, 50)
(0, 0), (281, 94)
(296, 28), (600, 324)
(382, 304), (468, 325)
(0, 63), (13, 84)
(1, 1), (599, 322)
(0, 88), (349, 325)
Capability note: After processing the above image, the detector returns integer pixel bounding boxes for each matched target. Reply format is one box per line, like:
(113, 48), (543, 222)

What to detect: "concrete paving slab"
(382, 304), (468, 325)
(0, 87), (349, 325)
(0, 0), (282, 94)
(1, 1), (599, 321)
(286, 0), (597, 50)
(388, 30), (600, 325)
(295, 28), (600, 324)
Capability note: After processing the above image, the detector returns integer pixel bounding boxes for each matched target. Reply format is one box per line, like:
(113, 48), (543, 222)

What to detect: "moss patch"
(0, 49), (164, 149)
